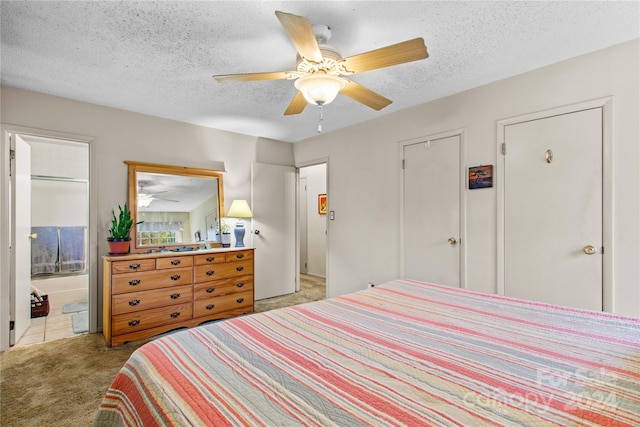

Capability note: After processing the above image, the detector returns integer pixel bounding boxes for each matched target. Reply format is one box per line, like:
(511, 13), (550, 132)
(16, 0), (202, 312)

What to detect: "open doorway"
(9, 134), (90, 347)
(298, 163), (327, 299)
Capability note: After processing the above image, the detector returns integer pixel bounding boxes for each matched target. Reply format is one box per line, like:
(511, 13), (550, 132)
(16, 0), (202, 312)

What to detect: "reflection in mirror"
(126, 161), (224, 253)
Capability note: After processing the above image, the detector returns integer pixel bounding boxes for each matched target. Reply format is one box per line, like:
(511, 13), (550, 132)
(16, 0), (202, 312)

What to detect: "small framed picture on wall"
(468, 165), (493, 189)
(318, 194), (327, 214)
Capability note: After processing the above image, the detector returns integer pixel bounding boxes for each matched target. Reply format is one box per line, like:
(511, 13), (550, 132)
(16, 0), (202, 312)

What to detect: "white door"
(251, 163), (296, 300)
(403, 135), (461, 286)
(298, 176), (308, 275)
(11, 134), (32, 345)
(504, 108), (602, 310)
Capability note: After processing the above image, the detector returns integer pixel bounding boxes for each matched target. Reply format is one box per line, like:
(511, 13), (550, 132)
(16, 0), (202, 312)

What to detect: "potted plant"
(217, 220), (231, 248)
(107, 203), (143, 254)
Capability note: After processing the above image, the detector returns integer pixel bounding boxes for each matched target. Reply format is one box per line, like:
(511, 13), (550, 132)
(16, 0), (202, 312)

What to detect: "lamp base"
(234, 223), (245, 247)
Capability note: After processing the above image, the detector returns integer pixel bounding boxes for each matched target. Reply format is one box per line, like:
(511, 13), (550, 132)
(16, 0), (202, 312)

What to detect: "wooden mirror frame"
(126, 161), (225, 253)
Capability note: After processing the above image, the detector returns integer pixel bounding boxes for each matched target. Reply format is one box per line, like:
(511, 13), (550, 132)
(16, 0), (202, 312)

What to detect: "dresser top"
(103, 247), (254, 262)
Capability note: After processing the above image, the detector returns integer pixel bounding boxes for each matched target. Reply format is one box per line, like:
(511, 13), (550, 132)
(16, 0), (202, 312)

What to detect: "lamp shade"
(227, 199), (253, 218)
(294, 73), (346, 106)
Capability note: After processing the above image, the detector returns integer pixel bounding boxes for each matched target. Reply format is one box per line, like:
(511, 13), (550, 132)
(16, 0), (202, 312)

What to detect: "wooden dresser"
(103, 248), (254, 346)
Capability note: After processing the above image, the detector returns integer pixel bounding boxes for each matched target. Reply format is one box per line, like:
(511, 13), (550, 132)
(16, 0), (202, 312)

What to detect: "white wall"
(0, 88), (294, 333)
(30, 139), (89, 227)
(293, 39), (640, 317)
(300, 164), (326, 277)
(32, 180), (88, 227)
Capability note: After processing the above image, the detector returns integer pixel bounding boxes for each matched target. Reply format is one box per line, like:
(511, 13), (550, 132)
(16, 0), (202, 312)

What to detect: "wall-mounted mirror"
(126, 161), (224, 253)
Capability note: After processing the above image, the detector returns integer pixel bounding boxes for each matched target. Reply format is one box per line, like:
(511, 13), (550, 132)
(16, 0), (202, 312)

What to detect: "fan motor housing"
(296, 45), (343, 73)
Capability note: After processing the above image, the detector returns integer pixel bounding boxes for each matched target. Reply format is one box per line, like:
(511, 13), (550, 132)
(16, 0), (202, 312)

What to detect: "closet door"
(403, 135), (461, 287)
(503, 108), (603, 310)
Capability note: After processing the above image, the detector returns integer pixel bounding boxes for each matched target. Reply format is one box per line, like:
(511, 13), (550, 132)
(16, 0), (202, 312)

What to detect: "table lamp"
(226, 199), (253, 247)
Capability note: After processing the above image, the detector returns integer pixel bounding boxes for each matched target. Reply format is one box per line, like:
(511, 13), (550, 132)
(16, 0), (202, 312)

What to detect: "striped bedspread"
(93, 279), (640, 426)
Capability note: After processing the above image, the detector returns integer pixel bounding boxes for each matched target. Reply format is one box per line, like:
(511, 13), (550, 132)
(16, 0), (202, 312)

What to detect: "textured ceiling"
(1, 1), (638, 143)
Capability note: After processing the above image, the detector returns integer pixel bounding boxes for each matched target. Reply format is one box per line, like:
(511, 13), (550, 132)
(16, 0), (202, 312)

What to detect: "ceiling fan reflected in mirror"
(213, 10), (429, 127)
(137, 183), (179, 208)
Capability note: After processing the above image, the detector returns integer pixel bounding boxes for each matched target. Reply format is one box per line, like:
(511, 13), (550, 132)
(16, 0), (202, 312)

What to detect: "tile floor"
(15, 275), (89, 348)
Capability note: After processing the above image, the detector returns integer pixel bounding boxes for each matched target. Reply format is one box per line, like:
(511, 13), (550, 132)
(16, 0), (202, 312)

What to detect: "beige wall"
(294, 39), (640, 317)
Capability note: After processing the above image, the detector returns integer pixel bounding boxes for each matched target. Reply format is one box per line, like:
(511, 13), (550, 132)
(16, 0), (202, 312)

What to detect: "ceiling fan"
(213, 10), (429, 117)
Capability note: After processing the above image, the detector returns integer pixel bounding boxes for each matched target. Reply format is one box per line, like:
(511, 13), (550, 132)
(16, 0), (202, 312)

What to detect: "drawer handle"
(206, 257), (214, 262)
(206, 270), (215, 276)
(236, 254), (244, 259)
(170, 293), (180, 299)
(128, 320), (140, 327)
(236, 297), (244, 304)
(171, 259), (181, 265)
(236, 282), (244, 288)
(129, 263), (140, 270)
(170, 274), (181, 281)
(170, 312), (181, 318)
(129, 279), (140, 286)
(236, 266), (244, 272)
(206, 287), (215, 293)
(128, 299), (140, 306)
(206, 304), (215, 310)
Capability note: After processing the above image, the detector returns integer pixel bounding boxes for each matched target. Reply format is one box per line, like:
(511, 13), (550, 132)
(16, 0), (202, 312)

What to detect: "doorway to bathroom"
(10, 134), (90, 347)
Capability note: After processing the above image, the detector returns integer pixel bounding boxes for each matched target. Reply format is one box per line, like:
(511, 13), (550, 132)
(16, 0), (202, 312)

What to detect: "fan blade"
(284, 91), (308, 115)
(340, 80), (392, 111)
(275, 10), (322, 63)
(214, 71), (295, 82)
(342, 38), (428, 74)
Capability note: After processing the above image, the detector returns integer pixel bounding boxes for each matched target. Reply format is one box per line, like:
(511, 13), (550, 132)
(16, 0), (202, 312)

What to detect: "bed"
(93, 279), (640, 426)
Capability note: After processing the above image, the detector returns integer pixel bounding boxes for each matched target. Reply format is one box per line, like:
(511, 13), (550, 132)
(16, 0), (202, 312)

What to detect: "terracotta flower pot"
(107, 238), (131, 255)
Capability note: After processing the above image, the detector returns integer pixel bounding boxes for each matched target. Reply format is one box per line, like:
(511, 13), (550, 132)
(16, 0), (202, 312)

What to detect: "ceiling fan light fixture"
(294, 73), (346, 106)
(138, 194), (153, 208)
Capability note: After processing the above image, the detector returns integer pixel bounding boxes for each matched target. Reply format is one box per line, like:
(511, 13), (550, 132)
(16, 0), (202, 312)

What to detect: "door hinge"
(401, 159), (405, 169)
(10, 321), (15, 331)
(9, 149), (16, 177)
(501, 143), (506, 155)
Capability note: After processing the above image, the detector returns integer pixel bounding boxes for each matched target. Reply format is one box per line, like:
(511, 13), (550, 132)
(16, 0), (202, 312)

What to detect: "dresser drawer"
(194, 276), (253, 300)
(156, 256), (193, 270)
(111, 258), (156, 274)
(112, 303), (193, 336)
(193, 291), (253, 318)
(194, 253), (226, 265)
(225, 250), (254, 263)
(194, 259), (253, 283)
(112, 284), (193, 315)
(112, 267), (193, 294)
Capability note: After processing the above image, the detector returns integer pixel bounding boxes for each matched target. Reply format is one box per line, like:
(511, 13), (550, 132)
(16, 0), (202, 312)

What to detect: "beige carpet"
(255, 273), (326, 313)
(0, 275), (325, 427)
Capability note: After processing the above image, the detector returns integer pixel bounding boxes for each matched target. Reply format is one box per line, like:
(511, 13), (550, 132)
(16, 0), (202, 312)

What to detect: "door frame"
(496, 97), (613, 311)
(298, 176), (308, 277)
(0, 124), (96, 351)
(398, 128), (467, 287)
(295, 158), (329, 296)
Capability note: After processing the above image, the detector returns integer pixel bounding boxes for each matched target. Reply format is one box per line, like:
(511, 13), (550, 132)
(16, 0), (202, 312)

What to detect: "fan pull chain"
(317, 104), (323, 133)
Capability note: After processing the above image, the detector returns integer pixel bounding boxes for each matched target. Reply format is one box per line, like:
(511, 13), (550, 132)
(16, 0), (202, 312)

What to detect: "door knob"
(447, 237), (458, 245)
(254, 230), (260, 235)
(583, 245), (597, 255)
(28, 233), (38, 239)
